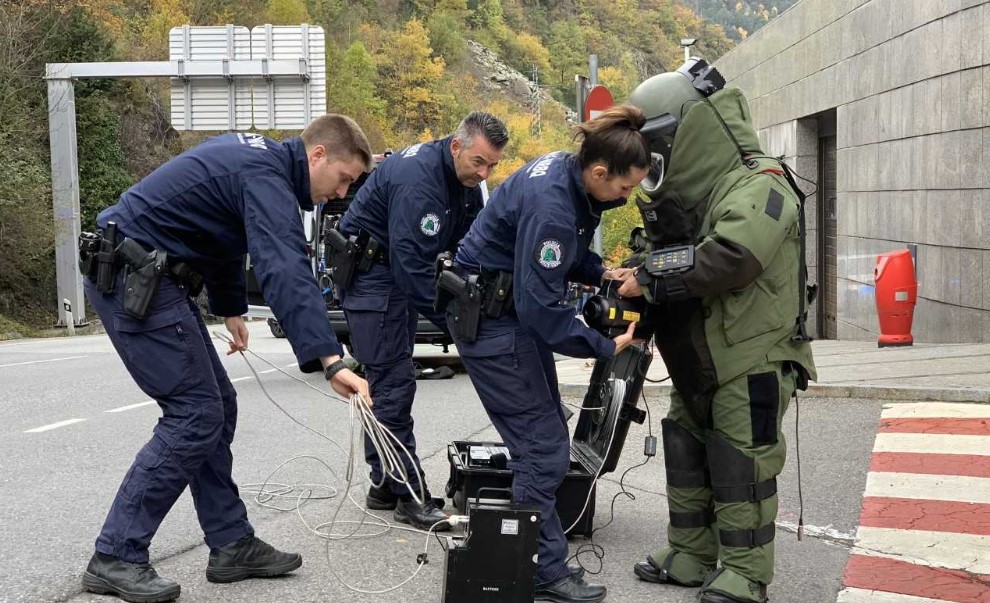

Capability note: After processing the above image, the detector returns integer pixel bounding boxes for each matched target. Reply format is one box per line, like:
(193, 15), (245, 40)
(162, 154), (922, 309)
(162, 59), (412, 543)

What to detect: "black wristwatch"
(323, 359), (348, 381)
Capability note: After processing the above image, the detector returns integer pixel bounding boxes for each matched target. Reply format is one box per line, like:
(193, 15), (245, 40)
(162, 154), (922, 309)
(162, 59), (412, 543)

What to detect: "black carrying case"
(445, 343), (652, 537)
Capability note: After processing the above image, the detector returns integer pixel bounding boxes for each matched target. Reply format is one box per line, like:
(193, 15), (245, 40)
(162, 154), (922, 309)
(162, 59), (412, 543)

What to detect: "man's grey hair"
(454, 111), (509, 150)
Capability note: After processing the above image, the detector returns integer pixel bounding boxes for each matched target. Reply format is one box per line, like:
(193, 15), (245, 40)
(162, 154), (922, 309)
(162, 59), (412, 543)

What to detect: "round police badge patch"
(536, 239), (563, 269)
(420, 213), (440, 237)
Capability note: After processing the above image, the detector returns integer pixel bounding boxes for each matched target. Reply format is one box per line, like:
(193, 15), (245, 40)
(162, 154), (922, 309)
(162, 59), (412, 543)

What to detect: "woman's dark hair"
(572, 104), (650, 176)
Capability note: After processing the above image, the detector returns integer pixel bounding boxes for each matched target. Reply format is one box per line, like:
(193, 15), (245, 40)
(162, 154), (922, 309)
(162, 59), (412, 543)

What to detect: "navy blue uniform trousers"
(449, 312), (571, 585)
(85, 273), (253, 563)
(341, 264), (425, 496)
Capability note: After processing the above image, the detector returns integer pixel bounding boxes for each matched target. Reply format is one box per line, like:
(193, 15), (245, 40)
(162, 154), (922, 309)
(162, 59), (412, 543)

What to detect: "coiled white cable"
(211, 331), (446, 594)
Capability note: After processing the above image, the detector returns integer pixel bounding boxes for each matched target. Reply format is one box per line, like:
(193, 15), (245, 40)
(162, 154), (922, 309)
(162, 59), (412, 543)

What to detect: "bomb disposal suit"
(626, 60), (816, 603)
(336, 137), (483, 522)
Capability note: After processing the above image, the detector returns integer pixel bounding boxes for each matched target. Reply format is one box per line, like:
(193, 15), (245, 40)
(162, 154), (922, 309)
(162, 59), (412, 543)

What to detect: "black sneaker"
(394, 497), (451, 531)
(205, 535), (302, 583)
(366, 484), (399, 510)
(535, 574), (607, 603)
(82, 552), (180, 603)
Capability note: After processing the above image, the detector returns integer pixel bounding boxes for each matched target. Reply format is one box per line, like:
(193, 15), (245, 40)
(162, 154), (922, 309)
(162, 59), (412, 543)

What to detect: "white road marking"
(837, 587), (955, 603)
(231, 368), (279, 383)
(776, 520), (856, 545)
(881, 402), (990, 419)
(873, 432), (990, 456)
(24, 418), (87, 433)
(105, 401), (156, 413)
(865, 472), (990, 505)
(853, 526), (990, 575)
(103, 365), (296, 410)
(0, 355), (87, 369)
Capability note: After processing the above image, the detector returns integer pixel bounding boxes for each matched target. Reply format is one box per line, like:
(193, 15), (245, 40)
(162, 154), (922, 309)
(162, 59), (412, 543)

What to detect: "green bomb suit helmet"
(630, 59), (725, 199)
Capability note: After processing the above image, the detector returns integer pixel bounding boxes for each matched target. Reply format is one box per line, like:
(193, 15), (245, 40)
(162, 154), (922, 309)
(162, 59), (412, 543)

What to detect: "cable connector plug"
(416, 553), (428, 565)
(446, 514), (470, 527)
(644, 435), (657, 457)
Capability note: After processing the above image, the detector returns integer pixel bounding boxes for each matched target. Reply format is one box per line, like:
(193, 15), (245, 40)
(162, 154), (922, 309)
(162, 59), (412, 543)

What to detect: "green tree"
(547, 20), (586, 89)
(502, 31), (550, 77)
(0, 3), (132, 325)
(327, 41), (389, 148)
(601, 196), (644, 265)
(425, 10), (468, 69)
(139, 0), (190, 60)
(469, 0), (507, 46)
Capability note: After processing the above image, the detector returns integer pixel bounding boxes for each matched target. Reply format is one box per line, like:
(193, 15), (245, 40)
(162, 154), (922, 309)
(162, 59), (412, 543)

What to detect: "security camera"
(680, 38), (698, 47)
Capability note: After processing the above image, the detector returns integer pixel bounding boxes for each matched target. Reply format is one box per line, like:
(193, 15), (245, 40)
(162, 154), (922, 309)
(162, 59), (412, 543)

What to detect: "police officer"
(80, 115), (373, 603)
(447, 105), (648, 603)
(618, 60), (817, 603)
(336, 112), (508, 529)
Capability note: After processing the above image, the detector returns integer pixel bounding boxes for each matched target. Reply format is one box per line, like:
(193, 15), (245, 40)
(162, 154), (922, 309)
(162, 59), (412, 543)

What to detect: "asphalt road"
(0, 321), (885, 603)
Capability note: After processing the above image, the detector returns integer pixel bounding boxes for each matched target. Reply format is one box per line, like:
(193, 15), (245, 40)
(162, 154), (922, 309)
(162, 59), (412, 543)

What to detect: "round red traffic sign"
(584, 85), (614, 121)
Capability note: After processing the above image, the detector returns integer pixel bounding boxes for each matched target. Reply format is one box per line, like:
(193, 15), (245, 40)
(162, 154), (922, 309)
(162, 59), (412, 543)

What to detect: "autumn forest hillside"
(0, 0), (783, 333)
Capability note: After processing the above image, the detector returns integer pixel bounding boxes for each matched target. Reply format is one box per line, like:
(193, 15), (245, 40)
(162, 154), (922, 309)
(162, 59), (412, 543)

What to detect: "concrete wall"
(715, 0), (990, 342)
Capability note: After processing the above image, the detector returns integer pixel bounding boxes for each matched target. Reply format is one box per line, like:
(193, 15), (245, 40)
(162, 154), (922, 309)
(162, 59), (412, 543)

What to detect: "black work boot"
(568, 562), (586, 579)
(394, 497), (451, 531)
(82, 552), (180, 603)
(366, 483), (398, 510)
(535, 574), (607, 603)
(206, 535), (302, 583)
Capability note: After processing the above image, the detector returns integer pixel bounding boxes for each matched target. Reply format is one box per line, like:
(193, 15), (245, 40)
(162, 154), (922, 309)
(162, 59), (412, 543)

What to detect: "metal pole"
(47, 77), (86, 326)
(575, 74), (587, 126)
(589, 54), (603, 256)
(684, 45), (691, 63)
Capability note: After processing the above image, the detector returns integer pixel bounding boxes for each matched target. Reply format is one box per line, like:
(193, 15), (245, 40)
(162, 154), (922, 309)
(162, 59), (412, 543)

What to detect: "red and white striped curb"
(837, 402), (990, 603)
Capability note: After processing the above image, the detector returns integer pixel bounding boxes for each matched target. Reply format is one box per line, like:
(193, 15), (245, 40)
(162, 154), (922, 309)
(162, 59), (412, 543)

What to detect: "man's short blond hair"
(301, 114), (373, 170)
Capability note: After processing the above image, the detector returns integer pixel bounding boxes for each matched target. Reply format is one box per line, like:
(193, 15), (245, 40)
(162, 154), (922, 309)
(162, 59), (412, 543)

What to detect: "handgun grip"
(324, 227), (351, 253)
(436, 269), (468, 296)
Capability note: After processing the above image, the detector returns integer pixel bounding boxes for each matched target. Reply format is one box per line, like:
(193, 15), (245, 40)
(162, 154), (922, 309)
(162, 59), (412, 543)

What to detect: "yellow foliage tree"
(480, 99), (573, 189)
(140, 0), (190, 60)
(507, 31), (550, 75)
(598, 65), (633, 104)
(265, 0), (309, 25)
(378, 19), (448, 142)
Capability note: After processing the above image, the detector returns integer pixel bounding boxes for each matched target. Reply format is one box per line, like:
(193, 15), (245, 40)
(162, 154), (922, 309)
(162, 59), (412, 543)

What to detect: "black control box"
(441, 500), (540, 603)
(445, 344), (653, 538)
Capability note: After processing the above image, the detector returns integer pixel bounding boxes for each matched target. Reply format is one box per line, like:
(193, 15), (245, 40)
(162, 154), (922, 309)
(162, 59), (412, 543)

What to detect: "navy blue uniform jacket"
(456, 151), (621, 360)
(338, 136), (484, 330)
(98, 132), (344, 365)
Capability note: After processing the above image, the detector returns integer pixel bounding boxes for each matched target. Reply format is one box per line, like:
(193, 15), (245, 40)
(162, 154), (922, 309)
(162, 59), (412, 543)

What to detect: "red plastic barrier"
(874, 249), (917, 347)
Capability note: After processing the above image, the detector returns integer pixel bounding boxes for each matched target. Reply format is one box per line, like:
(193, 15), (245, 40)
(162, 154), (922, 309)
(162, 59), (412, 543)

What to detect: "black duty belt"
(79, 229), (204, 297)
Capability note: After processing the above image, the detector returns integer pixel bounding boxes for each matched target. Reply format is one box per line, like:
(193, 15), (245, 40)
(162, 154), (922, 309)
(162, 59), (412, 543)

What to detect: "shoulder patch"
(536, 239), (564, 269)
(765, 188), (784, 221)
(420, 213), (441, 236)
(402, 143), (423, 158)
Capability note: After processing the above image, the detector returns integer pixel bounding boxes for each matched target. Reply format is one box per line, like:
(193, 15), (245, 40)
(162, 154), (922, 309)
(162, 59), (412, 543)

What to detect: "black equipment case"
(441, 495), (541, 603)
(445, 343), (652, 537)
